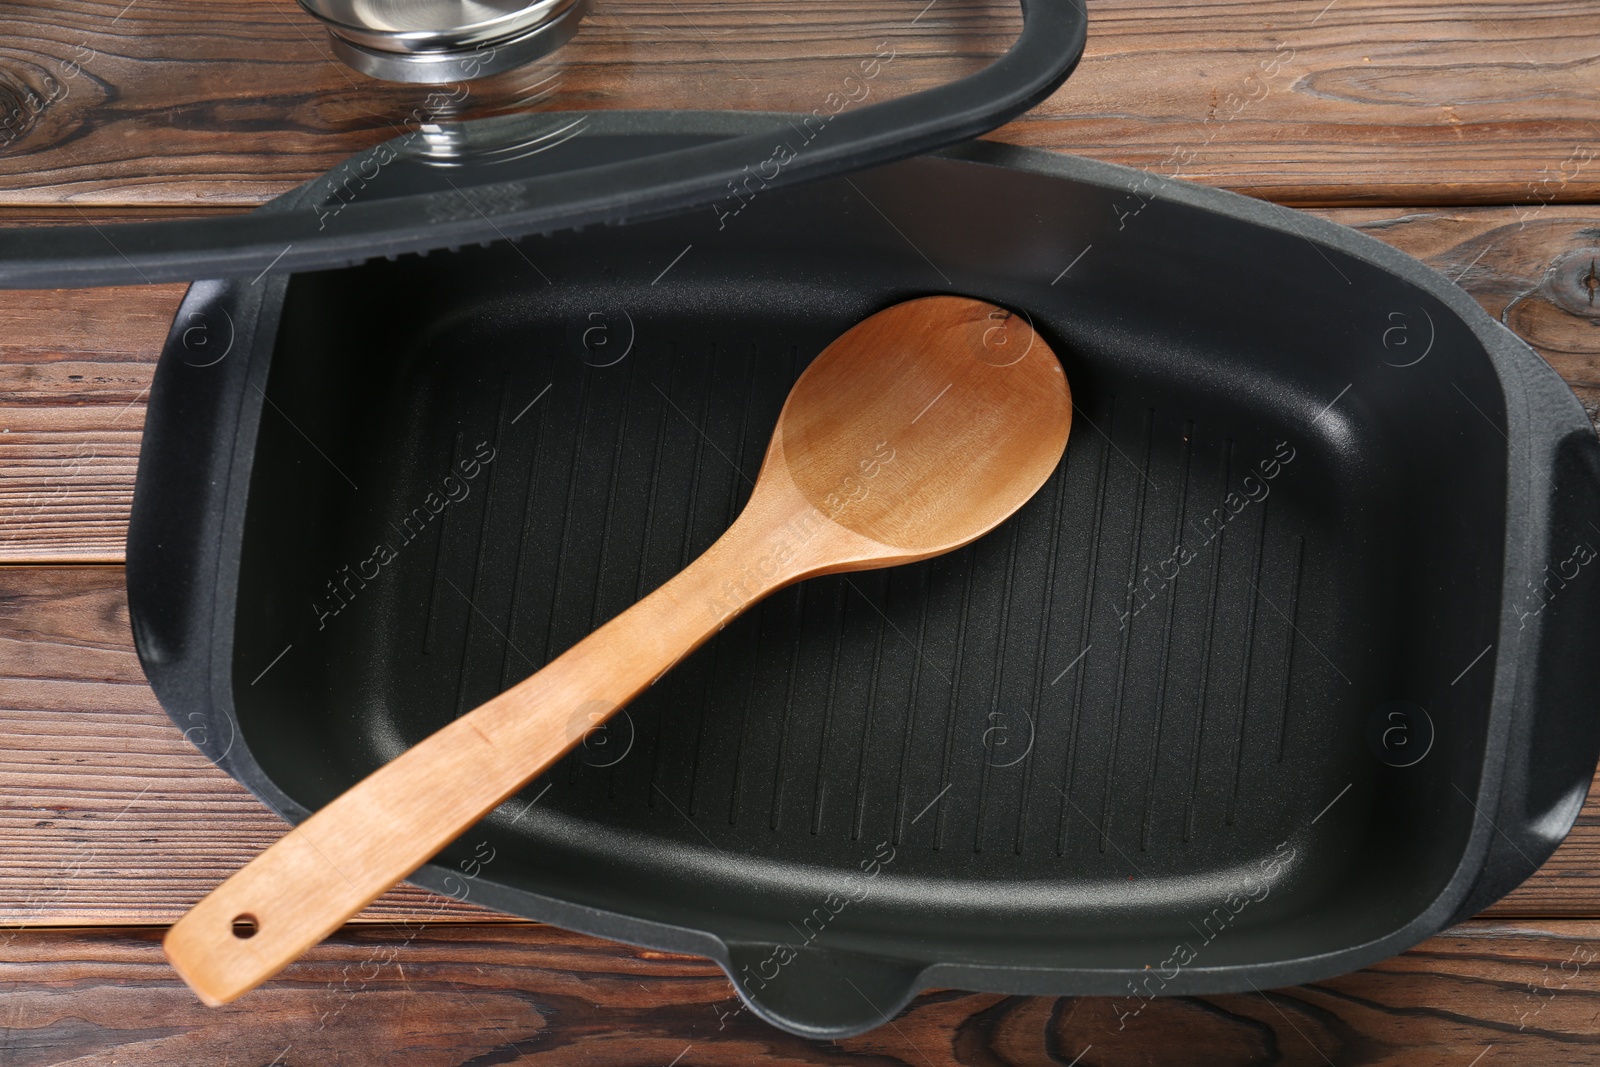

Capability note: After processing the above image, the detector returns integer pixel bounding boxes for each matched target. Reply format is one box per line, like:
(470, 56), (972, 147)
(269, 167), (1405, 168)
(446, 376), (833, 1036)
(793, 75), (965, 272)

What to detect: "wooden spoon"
(164, 294), (1072, 1006)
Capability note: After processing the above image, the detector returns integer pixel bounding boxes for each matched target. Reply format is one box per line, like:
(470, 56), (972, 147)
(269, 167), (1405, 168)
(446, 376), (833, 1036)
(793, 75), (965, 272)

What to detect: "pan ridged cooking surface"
(372, 339), (1321, 865)
(318, 307), (1356, 883)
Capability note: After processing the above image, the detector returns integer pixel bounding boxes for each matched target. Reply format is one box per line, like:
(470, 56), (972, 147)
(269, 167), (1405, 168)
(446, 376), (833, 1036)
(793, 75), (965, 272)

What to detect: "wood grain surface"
(0, 0), (1595, 207)
(1, 0), (1598, 1058)
(5, 920), (1600, 1065)
(0, 284), (178, 562)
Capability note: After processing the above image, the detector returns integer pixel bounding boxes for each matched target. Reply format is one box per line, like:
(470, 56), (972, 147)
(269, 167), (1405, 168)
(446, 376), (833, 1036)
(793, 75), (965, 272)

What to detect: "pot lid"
(0, 0), (1085, 289)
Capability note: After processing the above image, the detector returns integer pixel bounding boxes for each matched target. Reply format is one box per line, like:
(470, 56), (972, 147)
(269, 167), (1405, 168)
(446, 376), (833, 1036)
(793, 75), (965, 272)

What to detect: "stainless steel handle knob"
(297, 0), (590, 83)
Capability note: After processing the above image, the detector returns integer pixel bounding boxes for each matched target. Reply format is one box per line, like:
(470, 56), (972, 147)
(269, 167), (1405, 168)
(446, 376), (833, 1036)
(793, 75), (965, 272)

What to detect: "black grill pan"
(127, 114), (1600, 1038)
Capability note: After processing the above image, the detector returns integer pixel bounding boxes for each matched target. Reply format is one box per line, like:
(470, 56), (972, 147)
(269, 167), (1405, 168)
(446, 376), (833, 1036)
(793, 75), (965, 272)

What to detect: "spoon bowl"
(772, 295), (1070, 560)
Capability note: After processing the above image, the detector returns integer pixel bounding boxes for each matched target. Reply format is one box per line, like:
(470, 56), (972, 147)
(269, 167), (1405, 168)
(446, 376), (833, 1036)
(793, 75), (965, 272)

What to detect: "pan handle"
(1450, 356), (1600, 923)
(722, 941), (927, 1039)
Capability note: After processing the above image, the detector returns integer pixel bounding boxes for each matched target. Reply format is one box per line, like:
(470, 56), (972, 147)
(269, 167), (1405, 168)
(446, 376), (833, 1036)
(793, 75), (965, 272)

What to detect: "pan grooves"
(1140, 421), (1193, 852)
(335, 335), (1316, 860)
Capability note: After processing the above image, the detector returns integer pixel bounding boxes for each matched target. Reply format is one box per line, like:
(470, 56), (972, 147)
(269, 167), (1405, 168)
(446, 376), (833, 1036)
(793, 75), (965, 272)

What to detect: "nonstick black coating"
(129, 130), (1600, 1038)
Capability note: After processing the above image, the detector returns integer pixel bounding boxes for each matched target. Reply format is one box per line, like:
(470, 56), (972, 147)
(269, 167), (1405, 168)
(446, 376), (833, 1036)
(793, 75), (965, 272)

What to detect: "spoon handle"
(163, 497), (829, 1006)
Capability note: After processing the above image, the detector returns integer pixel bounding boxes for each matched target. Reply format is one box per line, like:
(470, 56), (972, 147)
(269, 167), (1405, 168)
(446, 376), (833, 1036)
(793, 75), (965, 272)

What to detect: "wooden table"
(3, 1), (1599, 1062)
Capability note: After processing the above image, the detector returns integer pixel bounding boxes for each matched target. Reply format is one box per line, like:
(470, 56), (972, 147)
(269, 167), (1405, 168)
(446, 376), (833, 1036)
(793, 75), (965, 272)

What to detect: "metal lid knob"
(297, 0), (590, 83)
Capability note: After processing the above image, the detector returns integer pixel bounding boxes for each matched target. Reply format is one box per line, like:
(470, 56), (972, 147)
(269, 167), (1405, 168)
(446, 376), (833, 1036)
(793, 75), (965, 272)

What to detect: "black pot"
(128, 113), (1600, 1038)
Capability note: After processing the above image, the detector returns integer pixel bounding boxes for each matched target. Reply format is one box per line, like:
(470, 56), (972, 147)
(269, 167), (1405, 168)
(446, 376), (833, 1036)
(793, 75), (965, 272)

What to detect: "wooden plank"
(0, 563), (1596, 925)
(0, 0), (1595, 207)
(0, 565), (496, 926)
(1004, 0), (1600, 206)
(0, 285), (180, 562)
(3, 205), (1596, 563)
(2, 920), (1599, 1063)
